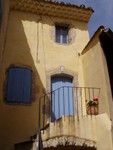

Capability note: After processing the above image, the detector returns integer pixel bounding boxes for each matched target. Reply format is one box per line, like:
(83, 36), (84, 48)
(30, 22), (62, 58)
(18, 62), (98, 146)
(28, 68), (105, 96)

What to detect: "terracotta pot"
(87, 106), (98, 115)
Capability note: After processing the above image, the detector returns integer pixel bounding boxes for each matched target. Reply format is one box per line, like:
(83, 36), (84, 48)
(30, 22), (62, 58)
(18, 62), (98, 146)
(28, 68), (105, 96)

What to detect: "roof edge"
(34, 0), (94, 12)
(81, 26), (105, 55)
(10, 0), (94, 22)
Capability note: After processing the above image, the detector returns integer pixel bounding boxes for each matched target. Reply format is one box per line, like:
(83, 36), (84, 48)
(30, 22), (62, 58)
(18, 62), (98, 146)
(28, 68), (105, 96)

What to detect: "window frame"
(55, 25), (69, 44)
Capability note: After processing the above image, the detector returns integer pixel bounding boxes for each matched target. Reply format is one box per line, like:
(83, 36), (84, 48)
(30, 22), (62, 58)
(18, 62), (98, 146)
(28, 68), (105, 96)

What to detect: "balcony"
(38, 87), (100, 150)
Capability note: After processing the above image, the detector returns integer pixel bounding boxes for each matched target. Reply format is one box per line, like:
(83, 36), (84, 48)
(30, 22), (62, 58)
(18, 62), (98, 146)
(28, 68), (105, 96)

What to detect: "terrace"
(38, 86), (100, 150)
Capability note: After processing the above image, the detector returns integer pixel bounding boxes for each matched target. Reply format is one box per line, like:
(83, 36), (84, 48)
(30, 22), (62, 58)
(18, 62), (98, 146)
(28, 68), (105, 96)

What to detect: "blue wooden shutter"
(6, 68), (24, 102)
(51, 76), (73, 122)
(23, 69), (31, 103)
(15, 68), (24, 102)
(6, 68), (31, 103)
(7, 68), (15, 102)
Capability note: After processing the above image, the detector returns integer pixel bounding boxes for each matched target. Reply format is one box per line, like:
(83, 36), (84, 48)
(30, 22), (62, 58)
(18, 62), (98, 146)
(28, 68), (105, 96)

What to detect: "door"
(51, 76), (74, 122)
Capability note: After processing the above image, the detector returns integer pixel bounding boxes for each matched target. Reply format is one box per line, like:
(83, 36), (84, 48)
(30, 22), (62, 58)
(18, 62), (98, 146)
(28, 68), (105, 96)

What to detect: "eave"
(81, 26), (105, 55)
(10, 0), (94, 22)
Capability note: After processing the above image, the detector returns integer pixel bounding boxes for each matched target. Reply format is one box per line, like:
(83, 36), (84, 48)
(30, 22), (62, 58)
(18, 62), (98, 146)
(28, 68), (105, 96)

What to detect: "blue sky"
(59, 0), (113, 38)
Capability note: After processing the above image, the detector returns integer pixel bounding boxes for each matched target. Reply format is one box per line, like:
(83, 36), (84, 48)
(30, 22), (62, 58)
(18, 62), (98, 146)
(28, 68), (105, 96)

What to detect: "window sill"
(4, 100), (32, 106)
(55, 42), (72, 46)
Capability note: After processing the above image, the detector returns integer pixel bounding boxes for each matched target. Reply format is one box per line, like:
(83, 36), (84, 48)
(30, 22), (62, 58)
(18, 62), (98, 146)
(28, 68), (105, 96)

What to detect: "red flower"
(94, 98), (98, 102)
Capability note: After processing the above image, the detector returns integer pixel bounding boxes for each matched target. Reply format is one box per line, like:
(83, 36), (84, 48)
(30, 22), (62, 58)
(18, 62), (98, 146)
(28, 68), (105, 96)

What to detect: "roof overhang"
(82, 26), (113, 55)
(81, 26), (105, 54)
(10, 0), (94, 22)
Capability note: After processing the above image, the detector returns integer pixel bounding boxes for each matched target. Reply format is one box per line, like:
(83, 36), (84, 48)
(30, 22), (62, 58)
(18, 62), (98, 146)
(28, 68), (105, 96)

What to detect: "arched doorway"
(51, 76), (74, 122)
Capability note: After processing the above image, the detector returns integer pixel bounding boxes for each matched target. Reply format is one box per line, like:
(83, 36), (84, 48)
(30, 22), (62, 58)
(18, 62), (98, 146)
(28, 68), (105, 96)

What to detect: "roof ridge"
(33, 0), (94, 12)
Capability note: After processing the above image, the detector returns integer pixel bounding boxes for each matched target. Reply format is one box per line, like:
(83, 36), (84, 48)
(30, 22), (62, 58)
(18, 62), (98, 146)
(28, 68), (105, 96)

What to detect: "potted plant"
(86, 98), (99, 115)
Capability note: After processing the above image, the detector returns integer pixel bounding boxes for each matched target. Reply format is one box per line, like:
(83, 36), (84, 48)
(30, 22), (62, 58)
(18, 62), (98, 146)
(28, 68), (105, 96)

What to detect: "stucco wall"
(41, 114), (113, 150)
(1, 7), (113, 150)
(0, 0), (9, 72)
(0, 10), (89, 150)
(82, 32), (112, 117)
(82, 31), (113, 149)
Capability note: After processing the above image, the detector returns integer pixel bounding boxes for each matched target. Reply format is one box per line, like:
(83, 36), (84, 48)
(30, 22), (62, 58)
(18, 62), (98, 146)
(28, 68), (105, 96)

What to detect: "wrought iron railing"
(38, 86), (100, 150)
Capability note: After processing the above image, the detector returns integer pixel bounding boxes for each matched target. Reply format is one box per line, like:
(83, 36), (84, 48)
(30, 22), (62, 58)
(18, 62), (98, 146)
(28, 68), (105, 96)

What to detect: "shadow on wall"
(0, 11), (45, 150)
(0, 10), (91, 150)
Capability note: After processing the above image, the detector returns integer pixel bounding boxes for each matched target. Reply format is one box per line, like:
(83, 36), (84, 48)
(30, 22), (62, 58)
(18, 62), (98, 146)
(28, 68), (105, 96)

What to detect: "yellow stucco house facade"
(0, 0), (113, 150)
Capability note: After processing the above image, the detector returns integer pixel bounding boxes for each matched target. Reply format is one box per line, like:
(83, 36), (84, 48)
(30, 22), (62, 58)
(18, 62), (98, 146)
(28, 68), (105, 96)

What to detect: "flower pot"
(87, 106), (98, 115)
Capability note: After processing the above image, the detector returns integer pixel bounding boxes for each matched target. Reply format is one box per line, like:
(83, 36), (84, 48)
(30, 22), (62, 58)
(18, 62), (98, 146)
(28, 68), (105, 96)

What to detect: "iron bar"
(43, 96), (45, 133)
(68, 87), (70, 121)
(84, 88), (87, 115)
(51, 92), (55, 125)
(81, 88), (83, 117)
(49, 93), (50, 124)
(58, 89), (60, 120)
(92, 88), (95, 115)
(38, 97), (41, 150)
(88, 88), (91, 115)
(63, 86), (65, 121)
(72, 87), (74, 121)
(76, 87), (79, 119)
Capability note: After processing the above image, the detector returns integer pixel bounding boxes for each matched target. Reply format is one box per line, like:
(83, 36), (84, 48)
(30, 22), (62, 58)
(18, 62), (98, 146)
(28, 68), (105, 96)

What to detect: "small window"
(6, 67), (32, 104)
(56, 25), (68, 44)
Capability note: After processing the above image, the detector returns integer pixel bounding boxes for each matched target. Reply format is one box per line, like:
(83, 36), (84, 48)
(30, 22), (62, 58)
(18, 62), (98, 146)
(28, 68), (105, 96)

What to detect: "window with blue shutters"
(56, 25), (68, 44)
(6, 67), (32, 104)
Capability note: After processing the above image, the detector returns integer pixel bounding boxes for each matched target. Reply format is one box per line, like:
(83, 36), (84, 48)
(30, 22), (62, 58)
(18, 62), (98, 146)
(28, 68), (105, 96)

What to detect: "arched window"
(6, 67), (31, 104)
(51, 76), (74, 122)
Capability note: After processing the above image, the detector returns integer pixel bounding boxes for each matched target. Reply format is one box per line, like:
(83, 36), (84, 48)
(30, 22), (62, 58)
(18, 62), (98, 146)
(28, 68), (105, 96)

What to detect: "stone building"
(0, 0), (113, 150)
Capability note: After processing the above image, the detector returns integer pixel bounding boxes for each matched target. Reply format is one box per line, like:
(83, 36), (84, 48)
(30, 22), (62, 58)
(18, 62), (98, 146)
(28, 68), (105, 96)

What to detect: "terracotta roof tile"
(33, 0), (94, 12)
(10, 0), (94, 22)
(44, 0), (94, 12)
